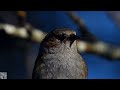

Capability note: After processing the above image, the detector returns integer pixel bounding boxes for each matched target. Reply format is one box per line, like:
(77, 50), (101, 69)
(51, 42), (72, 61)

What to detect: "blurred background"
(0, 11), (120, 79)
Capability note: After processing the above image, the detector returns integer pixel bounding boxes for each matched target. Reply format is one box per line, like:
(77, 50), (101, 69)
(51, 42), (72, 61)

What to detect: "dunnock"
(32, 28), (88, 79)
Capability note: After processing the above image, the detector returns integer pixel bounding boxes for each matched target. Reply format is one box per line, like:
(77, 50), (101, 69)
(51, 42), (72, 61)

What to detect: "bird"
(32, 28), (88, 79)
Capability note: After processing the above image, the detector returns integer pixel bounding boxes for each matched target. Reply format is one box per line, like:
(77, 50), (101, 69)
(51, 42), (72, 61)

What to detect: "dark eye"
(57, 33), (67, 41)
(60, 33), (67, 38)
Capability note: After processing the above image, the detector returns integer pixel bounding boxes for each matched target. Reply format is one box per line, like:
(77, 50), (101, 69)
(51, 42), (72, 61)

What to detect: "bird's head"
(42, 28), (80, 49)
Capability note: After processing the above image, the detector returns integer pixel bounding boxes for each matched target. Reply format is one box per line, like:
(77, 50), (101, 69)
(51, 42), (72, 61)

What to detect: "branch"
(1, 23), (120, 59)
(67, 11), (98, 42)
(0, 23), (47, 43)
(77, 40), (120, 60)
(107, 11), (120, 28)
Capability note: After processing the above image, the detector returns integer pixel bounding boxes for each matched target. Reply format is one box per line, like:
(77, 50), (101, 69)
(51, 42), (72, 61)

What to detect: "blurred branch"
(0, 23), (46, 43)
(0, 23), (120, 59)
(77, 40), (120, 59)
(67, 11), (98, 42)
(107, 11), (120, 28)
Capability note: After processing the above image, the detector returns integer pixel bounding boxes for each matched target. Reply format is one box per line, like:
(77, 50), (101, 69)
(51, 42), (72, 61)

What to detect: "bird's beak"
(69, 35), (80, 47)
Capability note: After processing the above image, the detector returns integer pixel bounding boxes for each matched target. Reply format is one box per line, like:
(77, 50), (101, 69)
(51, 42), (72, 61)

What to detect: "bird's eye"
(57, 33), (67, 40)
(55, 33), (67, 41)
(59, 33), (67, 38)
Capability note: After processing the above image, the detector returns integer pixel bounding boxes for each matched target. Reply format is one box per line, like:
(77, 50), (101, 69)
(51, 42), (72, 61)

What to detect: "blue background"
(1, 11), (120, 79)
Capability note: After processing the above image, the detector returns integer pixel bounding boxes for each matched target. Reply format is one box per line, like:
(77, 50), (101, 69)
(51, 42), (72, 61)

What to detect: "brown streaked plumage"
(32, 28), (88, 79)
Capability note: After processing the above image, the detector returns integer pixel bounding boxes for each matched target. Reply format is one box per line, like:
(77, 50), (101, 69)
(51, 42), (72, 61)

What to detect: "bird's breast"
(41, 52), (87, 79)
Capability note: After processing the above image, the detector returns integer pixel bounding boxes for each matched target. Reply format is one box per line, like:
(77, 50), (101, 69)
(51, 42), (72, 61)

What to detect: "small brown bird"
(32, 28), (88, 79)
